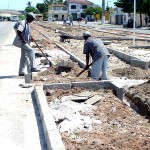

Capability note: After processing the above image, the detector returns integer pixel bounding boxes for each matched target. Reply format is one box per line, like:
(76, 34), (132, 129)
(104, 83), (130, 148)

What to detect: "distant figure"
(63, 16), (67, 25)
(144, 16), (148, 26)
(69, 15), (73, 26)
(85, 17), (88, 24)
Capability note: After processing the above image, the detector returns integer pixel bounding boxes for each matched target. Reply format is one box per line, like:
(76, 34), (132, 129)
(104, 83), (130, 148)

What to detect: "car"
(0, 16), (3, 21)
(77, 17), (85, 22)
(11, 16), (19, 22)
(123, 19), (133, 28)
(48, 17), (56, 22)
(87, 17), (95, 22)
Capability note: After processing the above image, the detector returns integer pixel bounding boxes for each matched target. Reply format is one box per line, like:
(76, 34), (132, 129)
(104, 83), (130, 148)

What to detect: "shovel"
(76, 61), (93, 77)
(76, 57), (100, 77)
(31, 36), (52, 66)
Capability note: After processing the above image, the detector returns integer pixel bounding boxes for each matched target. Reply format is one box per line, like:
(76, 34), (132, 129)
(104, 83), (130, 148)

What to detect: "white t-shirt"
(17, 20), (30, 44)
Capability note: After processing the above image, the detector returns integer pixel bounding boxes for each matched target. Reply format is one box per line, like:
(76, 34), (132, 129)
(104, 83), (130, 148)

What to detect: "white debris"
(50, 96), (99, 134)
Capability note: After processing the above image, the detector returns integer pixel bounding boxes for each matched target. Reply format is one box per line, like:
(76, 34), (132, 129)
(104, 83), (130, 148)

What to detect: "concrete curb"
(108, 48), (150, 69)
(34, 85), (66, 150)
(34, 81), (124, 149)
(129, 46), (150, 49)
(55, 42), (86, 68)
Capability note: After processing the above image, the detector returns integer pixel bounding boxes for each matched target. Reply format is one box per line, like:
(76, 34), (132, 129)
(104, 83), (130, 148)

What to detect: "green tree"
(114, 0), (150, 26)
(83, 7), (102, 19)
(36, 3), (48, 20)
(25, 6), (37, 14)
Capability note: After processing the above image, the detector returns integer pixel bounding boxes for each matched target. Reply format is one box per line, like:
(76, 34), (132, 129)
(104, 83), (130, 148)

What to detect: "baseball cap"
(27, 12), (36, 20)
(83, 31), (91, 37)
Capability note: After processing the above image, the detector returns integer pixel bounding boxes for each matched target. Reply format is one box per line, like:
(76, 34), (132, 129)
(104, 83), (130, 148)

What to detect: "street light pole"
(101, 0), (105, 25)
(133, 0), (136, 46)
(107, 1), (110, 8)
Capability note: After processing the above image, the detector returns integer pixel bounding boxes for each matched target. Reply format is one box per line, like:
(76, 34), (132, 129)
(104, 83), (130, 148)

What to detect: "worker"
(83, 31), (110, 80)
(13, 12), (40, 76)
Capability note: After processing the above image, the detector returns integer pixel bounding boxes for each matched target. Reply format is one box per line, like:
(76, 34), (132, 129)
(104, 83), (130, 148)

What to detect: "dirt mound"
(125, 80), (150, 116)
(112, 67), (150, 79)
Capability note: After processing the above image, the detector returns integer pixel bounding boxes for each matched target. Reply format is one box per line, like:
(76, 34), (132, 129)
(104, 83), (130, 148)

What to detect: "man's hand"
(84, 65), (89, 70)
(22, 40), (27, 44)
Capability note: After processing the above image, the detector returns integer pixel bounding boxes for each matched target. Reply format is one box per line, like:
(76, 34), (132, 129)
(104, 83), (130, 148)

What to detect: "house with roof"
(65, 0), (94, 20)
(48, 0), (94, 21)
(48, 4), (68, 21)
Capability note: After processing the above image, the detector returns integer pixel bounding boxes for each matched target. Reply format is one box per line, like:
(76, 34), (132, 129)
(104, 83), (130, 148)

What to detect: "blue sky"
(0, 0), (117, 10)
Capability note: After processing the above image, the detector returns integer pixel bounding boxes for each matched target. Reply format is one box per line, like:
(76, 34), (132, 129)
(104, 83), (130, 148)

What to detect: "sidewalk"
(0, 24), (47, 150)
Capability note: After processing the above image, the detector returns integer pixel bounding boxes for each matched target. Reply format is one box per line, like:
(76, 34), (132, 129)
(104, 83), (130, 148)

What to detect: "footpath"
(0, 24), (47, 150)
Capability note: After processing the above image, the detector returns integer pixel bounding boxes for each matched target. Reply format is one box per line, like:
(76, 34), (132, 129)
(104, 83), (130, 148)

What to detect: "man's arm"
(85, 54), (90, 69)
(17, 30), (27, 44)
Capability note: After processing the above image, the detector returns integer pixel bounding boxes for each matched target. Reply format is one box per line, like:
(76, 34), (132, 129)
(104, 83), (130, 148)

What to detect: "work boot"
(31, 68), (40, 72)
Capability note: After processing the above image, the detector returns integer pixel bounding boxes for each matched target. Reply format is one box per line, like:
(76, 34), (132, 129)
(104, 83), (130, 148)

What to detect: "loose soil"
(45, 88), (150, 150)
(125, 80), (150, 116)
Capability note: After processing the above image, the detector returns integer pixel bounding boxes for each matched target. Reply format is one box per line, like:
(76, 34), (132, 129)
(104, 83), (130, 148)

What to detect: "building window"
(62, 7), (67, 10)
(54, 15), (58, 18)
(82, 5), (87, 9)
(71, 5), (76, 9)
(53, 7), (61, 10)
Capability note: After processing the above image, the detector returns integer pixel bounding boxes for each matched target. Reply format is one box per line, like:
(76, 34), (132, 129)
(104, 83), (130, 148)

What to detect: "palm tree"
(26, 1), (32, 7)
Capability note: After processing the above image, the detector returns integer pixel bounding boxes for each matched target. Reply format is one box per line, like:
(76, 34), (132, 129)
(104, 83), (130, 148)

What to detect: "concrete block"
(103, 41), (111, 45)
(117, 51), (124, 60)
(56, 66), (71, 74)
(57, 61), (74, 68)
(130, 59), (149, 70)
(40, 58), (49, 65)
(107, 82), (124, 100)
(129, 46), (150, 49)
(85, 95), (102, 105)
(34, 86), (65, 150)
(112, 50), (119, 56)
(107, 48), (113, 54)
(43, 83), (71, 90)
(123, 53), (131, 63)
(71, 81), (105, 90)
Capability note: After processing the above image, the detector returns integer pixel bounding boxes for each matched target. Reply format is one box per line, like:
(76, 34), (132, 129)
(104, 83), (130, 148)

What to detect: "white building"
(48, 0), (94, 21)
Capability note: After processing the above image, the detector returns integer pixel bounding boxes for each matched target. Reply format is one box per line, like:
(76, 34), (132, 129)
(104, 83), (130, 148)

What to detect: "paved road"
(70, 21), (150, 35)
(0, 21), (47, 150)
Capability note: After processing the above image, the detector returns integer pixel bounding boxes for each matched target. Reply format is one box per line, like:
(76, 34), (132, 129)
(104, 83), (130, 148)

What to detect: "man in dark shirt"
(83, 31), (110, 80)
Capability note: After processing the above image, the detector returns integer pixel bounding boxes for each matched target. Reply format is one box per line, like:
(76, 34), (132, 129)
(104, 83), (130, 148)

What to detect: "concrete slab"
(130, 59), (149, 70)
(85, 95), (102, 105)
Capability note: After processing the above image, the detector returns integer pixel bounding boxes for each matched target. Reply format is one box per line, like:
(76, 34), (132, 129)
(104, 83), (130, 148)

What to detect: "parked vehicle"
(123, 19), (133, 28)
(0, 16), (3, 21)
(48, 17), (56, 21)
(11, 16), (19, 22)
(77, 17), (85, 22)
(87, 17), (95, 22)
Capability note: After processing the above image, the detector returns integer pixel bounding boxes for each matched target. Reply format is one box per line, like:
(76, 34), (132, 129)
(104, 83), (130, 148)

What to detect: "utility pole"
(101, 0), (105, 25)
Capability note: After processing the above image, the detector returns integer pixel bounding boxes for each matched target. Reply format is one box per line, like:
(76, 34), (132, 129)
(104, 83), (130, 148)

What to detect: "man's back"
(83, 37), (110, 61)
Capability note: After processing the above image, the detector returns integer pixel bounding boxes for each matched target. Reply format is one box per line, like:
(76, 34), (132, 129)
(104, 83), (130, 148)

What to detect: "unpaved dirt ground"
(125, 80), (150, 116)
(45, 88), (150, 150)
(33, 62), (94, 83)
(31, 22), (150, 149)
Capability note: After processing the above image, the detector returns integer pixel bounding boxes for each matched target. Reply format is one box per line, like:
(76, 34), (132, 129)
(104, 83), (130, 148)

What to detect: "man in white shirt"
(14, 12), (39, 76)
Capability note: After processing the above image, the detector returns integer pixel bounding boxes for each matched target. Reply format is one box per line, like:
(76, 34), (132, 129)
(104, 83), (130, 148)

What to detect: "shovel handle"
(31, 36), (51, 65)
(76, 62), (93, 77)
